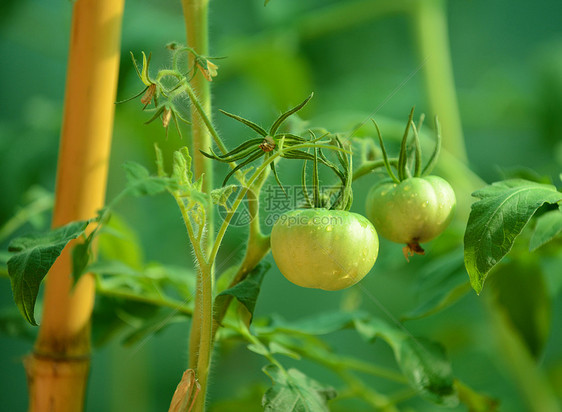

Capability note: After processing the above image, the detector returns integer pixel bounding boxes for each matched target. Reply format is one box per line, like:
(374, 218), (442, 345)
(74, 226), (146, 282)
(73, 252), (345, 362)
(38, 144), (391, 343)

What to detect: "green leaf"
(259, 310), (365, 336)
(530, 208), (562, 251)
(71, 241), (92, 284)
(464, 179), (562, 294)
(216, 262), (270, 322)
(7, 220), (90, 325)
(268, 341), (301, 360)
(403, 282), (471, 321)
(247, 343), (269, 357)
(262, 364), (336, 412)
(403, 251), (471, 320)
(123, 161), (174, 196)
(397, 337), (458, 406)
(97, 214), (143, 270)
(487, 259), (551, 358)
(211, 185), (239, 209)
(355, 318), (458, 406)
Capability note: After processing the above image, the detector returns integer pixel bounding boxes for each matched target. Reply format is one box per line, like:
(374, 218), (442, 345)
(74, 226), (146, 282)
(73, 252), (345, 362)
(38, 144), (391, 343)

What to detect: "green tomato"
(365, 176), (456, 255)
(270, 209), (379, 291)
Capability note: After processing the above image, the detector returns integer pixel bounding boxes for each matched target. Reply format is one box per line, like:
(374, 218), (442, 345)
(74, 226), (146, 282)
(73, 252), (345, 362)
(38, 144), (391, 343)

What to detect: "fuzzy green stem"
(411, 0), (467, 162)
(211, 169), (271, 341)
(175, 195), (212, 412)
(181, 2), (213, 410)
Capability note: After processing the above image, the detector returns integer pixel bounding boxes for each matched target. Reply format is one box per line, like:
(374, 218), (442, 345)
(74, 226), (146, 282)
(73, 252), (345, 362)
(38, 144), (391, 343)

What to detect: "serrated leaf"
(464, 179), (562, 294)
(172, 147), (193, 184)
(403, 251), (471, 320)
(216, 262), (270, 323)
(530, 208), (562, 251)
(123, 161), (174, 196)
(211, 185), (238, 209)
(7, 220), (90, 325)
(397, 337), (458, 406)
(355, 318), (458, 406)
(262, 364), (336, 412)
(488, 259), (551, 358)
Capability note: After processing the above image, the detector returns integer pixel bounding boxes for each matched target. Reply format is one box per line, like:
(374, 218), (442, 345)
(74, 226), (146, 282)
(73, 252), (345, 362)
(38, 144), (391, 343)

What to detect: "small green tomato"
(271, 209), (379, 291)
(365, 176), (456, 258)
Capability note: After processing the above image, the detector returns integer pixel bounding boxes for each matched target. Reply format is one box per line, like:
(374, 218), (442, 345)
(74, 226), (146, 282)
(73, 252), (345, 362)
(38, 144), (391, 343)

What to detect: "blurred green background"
(1, 0), (561, 411)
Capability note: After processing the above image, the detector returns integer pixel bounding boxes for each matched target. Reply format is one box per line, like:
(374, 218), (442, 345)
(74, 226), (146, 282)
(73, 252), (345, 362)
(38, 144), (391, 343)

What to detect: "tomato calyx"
(403, 241), (425, 262)
(298, 134), (353, 211)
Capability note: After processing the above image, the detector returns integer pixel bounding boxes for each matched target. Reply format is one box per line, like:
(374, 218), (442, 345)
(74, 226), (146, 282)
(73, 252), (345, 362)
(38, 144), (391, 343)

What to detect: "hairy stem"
(181, 1), (213, 411)
(211, 169), (271, 341)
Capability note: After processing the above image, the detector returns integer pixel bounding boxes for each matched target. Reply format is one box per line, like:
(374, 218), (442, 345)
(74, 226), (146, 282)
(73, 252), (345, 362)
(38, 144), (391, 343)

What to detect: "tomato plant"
(1, 1), (562, 412)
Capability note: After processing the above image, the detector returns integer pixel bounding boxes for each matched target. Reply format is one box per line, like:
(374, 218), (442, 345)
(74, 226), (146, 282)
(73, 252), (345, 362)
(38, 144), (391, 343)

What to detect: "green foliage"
(530, 208), (562, 251)
(211, 185), (239, 210)
(262, 364), (337, 412)
(7, 220), (90, 325)
(216, 262), (270, 323)
(464, 179), (562, 294)
(355, 317), (458, 406)
(123, 161), (177, 197)
(402, 250), (470, 321)
(91, 260), (195, 346)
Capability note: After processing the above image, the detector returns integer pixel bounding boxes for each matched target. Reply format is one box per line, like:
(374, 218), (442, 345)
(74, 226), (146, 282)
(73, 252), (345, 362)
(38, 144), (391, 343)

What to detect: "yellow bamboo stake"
(25, 0), (125, 410)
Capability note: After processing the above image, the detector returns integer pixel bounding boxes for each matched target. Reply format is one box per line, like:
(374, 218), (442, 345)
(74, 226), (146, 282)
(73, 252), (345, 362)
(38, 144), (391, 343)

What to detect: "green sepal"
(372, 119), (400, 183)
(269, 93), (313, 136)
(222, 150), (264, 186)
(219, 109), (267, 137)
(398, 107), (415, 181)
